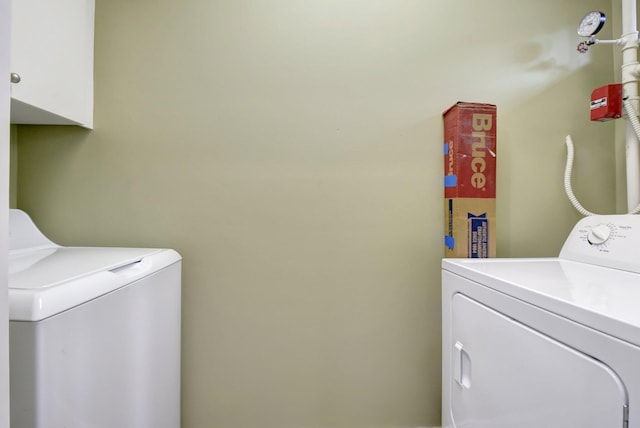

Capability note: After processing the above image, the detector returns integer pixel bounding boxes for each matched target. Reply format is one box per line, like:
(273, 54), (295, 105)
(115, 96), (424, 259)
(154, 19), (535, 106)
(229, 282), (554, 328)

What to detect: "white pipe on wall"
(621, 0), (640, 211)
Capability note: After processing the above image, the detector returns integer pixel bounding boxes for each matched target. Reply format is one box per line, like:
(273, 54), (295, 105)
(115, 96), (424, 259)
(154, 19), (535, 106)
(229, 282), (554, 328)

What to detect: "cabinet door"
(10, 0), (94, 128)
(450, 293), (627, 428)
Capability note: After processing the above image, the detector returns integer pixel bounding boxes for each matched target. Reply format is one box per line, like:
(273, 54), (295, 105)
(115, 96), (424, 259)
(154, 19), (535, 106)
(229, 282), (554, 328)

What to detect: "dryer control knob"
(588, 224), (611, 245)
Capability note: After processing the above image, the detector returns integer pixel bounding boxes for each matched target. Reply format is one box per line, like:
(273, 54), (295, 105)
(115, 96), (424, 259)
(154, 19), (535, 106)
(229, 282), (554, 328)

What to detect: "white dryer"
(8, 209), (182, 428)
(442, 215), (640, 428)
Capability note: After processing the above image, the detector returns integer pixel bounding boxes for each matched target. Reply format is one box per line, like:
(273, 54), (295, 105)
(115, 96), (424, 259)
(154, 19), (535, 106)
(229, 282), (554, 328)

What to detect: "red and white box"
(443, 102), (497, 258)
(590, 83), (622, 122)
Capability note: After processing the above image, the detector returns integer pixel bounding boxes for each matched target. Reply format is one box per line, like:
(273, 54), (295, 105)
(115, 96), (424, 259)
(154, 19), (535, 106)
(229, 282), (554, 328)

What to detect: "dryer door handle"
(454, 341), (471, 388)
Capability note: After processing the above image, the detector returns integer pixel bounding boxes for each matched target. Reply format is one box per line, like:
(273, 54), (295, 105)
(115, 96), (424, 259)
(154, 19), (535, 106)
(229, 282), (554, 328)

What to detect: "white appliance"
(8, 209), (182, 428)
(442, 215), (640, 428)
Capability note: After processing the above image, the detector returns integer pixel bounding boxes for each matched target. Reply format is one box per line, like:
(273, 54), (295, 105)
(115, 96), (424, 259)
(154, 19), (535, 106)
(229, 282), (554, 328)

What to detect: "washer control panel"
(560, 215), (640, 272)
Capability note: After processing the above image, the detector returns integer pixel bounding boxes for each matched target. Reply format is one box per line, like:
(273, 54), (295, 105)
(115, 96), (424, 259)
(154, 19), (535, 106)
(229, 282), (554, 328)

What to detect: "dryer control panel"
(560, 215), (640, 273)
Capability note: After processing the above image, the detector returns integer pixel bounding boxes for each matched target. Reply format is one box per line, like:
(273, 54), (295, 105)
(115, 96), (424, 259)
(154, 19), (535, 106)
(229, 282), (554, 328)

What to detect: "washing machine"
(8, 209), (182, 428)
(442, 214), (640, 428)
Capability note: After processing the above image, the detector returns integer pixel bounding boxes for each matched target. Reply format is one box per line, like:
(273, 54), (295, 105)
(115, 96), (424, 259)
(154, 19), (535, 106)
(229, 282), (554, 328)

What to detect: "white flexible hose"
(625, 97), (640, 137)
(565, 101), (640, 215)
(622, 98), (640, 214)
(564, 135), (597, 216)
(623, 98), (640, 140)
(623, 98), (640, 213)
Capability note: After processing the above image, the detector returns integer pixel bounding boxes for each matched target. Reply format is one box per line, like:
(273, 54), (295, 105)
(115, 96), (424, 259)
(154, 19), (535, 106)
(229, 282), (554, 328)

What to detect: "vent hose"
(564, 135), (597, 216)
(564, 97), (640, 215)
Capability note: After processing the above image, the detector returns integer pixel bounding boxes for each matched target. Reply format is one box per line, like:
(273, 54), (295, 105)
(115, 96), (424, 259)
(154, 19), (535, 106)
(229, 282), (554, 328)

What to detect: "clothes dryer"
(442, 215), (640, 428)
(8, 209), (182, 428)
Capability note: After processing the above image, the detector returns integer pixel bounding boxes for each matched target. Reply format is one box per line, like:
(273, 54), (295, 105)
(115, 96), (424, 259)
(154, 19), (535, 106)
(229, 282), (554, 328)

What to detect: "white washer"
(442, 215), (640, 428)
(8, 209), (182, 428)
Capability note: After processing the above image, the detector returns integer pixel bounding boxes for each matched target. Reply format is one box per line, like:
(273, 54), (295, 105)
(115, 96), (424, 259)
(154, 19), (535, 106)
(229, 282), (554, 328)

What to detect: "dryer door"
(450, 293), (628, 428)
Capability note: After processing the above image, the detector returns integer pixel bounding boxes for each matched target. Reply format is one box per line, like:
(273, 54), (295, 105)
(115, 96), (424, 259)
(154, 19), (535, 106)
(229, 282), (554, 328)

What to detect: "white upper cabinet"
(10, 0), (94, 128)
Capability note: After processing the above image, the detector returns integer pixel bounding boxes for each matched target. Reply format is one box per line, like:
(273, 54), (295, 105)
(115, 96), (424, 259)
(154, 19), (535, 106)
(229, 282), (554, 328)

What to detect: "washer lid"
(10, 246), (163, 289)
(442, 257), (640, 347)
(9, 246), (181, 321)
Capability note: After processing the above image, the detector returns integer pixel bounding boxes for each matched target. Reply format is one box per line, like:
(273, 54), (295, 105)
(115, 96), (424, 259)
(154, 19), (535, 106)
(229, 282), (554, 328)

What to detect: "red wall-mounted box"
(590, 83), (622, 121)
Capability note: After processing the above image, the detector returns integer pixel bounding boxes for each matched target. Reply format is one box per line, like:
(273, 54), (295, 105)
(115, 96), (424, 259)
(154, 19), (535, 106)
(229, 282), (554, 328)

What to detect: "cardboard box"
(443, 102), (496, 258)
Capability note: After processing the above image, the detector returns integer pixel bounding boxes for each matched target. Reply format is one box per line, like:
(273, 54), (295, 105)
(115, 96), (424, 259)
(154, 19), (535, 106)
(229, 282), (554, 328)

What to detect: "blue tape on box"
(445, 235), (455, 249)
(444, 175), (457, 187)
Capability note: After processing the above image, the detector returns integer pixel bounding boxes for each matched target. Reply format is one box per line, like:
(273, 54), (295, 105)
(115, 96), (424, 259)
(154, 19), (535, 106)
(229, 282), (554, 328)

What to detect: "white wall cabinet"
(10, 0), (94, 128)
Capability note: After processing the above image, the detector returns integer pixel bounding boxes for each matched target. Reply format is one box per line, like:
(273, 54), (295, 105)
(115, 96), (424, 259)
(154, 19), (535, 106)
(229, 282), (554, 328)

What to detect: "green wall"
(13, 1), (615, 427)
